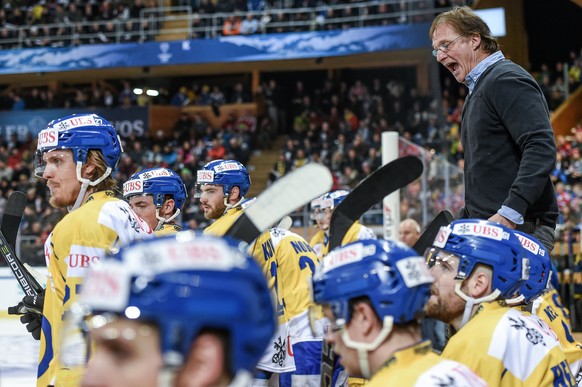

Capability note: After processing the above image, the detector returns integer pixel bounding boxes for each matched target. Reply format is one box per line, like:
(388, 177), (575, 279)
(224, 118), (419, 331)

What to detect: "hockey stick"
(0, 191), (44, 296)
(412, 210), (454, 255)
(328, 155), (424, 250)
(1, 190), (27, 251)
(225, 163), (333, 243)
(321, 155), (423, 387)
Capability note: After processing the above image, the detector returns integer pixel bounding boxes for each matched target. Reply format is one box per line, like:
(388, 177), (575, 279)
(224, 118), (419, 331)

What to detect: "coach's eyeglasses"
(432, 36), (462, 57)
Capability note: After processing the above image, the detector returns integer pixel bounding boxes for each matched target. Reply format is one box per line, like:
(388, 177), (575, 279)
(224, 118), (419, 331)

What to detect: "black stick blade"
(328, 156), (423, 250)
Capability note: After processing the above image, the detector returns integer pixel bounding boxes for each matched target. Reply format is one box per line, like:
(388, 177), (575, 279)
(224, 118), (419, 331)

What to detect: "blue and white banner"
(0, 107), (148, 141)
(0, 23), (431, 75)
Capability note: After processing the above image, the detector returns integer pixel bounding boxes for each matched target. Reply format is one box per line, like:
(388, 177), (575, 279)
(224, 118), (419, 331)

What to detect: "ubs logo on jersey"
(66, 245), (106, 277)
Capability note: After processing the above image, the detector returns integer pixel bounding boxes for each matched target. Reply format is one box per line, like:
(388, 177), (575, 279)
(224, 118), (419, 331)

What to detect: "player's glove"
(8, 290), (45, 340)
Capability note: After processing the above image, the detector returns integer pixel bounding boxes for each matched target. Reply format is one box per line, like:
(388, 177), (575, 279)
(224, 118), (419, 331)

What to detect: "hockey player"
(66, 232), (276, 387)
(508, 230), (582, 381)
(248, 227), (338, 386)
(9, 113), (153, 387)
(123, 167), (188, 235)
(309, 190), (376, 258)
(197, 159), (339, 386)
(425, 219), (574, 386)
(310, 190), (376, 386)
(197, 159), (252, 236)
(310, 238), (486, 386)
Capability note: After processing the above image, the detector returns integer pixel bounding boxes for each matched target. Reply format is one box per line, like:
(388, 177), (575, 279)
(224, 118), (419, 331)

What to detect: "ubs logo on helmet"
(37, 129), (58, 148)
(123, 179), (143, 195)
(197, 170), (214, 183)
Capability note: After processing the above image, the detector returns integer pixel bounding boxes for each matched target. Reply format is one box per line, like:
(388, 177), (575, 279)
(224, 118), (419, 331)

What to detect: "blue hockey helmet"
(510, 230), (551, 304)
(426, 219), (529, 299)
(74, 231), (275, 376)
(311, 190), (350, 212)
(311, 238), (433, 326)
(34, 113), (122, 177)
(196, 159), (251, 197)
(123, 167), (188, 210)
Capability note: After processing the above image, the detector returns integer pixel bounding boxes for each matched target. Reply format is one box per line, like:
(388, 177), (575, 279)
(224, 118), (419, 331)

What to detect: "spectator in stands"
(222, 15), (241, 36)
(240, 12), (259, 34)
(207, 138), (226, 161)
(269, 152), (290, 185)
(171, 86), (189, 107)
(230, 82), (252, 103)
(173, 111), (194, 143)
(26, 88), (44, 109)
(431, 7), (558, 252)
(197, 84), (212, 105)
(190, 13), (206, 39)
(119, 80), (135, 107)
(10, 91), (25, 110)
(209, 85), (226, 106)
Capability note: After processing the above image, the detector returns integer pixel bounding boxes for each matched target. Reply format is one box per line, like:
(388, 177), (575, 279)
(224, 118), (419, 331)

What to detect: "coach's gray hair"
(429, 6), (499, 54)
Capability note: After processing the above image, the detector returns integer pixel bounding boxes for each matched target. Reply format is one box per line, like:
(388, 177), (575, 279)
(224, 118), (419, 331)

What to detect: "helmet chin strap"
(223, 195), (245, 212)
(155, 208), (181, 231)
(70, 162), (112, 212)
(505, 293), (525, 306)
(454, 282), (501, 328)
(340, 316), (394, 379)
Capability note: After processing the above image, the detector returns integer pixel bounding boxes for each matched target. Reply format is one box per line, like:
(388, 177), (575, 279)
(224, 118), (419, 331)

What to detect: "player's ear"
(81, 162), (96, 180)
(230, 186), (241, 201)
(467, 269), (491, 298)
(352, 301), (381, 337)
(161, 198), (175, 217)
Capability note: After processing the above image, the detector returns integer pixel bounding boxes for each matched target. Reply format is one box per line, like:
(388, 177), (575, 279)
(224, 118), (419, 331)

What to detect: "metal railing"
(0, 0), (456, 50)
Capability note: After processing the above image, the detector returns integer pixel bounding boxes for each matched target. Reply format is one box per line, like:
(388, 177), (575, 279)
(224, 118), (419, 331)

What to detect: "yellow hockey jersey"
(38, 191), (153, 387)
(443, 301), (574, 386)
(367, 341), (486, 387)
(249, 228), (321, 374)
(154, 223), (182, 236)
(309, 221), (376, 258)
(530, 288), (582, 379)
